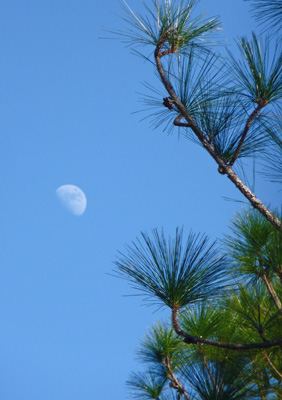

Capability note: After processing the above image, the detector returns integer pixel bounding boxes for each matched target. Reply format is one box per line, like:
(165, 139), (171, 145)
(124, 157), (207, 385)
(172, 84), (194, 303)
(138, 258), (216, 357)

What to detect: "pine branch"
(154, 40), (282, 231)
(172, 307), (282, 350)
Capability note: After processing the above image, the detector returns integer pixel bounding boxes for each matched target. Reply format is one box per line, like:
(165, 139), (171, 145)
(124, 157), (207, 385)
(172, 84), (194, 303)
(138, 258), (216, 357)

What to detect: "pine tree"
(111, 1), (282, 398)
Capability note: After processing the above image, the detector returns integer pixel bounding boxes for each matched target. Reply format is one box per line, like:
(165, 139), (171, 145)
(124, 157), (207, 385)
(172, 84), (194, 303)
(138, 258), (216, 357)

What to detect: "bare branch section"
(154, 43), (281, 231)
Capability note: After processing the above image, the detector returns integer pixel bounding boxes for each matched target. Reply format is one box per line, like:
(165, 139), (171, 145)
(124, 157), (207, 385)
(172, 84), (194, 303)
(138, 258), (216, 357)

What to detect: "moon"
(56, 185), (87, 216)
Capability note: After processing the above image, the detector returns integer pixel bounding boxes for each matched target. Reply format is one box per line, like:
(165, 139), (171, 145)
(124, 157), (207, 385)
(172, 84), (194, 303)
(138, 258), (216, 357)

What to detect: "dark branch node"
(163, 97), (175, 110)
(218, 166), (227, 175)
(183, 336), (198, 345)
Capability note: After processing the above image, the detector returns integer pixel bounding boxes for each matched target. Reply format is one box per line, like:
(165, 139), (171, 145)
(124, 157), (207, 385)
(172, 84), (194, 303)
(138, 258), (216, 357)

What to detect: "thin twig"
(198, 344), (220, 393)
(174, 114), (193, 128)
(229, 101), (266, 167)
(263, 352), (282, 381)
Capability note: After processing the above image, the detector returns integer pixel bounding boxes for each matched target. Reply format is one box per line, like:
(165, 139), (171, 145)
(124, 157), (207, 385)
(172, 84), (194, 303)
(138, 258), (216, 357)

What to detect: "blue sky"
(0, 1), (280, 399)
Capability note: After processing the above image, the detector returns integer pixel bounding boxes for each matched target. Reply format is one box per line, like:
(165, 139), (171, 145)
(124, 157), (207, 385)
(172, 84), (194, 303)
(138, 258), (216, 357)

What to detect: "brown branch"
(262, 273), (282, 310)
(173, 114), (193, 128)
(229, 101), (267, 167)
(155, 45), (210, 146)
(171, 307), (282, 351)
(163, 356), (191, 400)
(198, 344), (220, 393)
(258, 331), (282, 382)
(275, 266), (282, 286)
(224, 167), (281, 230)
(154, 43), (281, 231)
(161, 48), (173, 57)
(263, 352), (282, 381)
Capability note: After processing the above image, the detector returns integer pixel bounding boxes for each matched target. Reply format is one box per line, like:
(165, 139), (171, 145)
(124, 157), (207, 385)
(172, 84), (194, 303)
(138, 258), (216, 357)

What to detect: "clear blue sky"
(0, 1), (280, 399)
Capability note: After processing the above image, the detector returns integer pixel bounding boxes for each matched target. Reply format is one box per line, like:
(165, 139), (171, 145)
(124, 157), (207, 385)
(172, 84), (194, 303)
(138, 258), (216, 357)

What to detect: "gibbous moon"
(56, 185), (87, 216)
